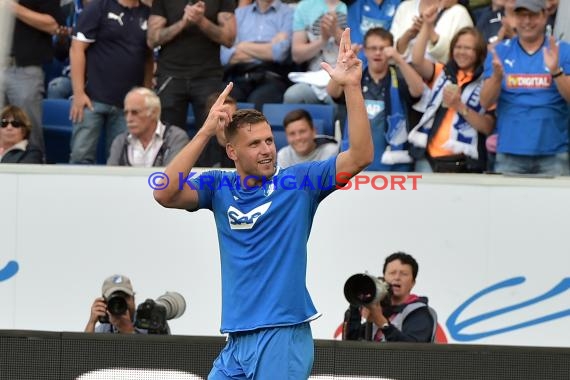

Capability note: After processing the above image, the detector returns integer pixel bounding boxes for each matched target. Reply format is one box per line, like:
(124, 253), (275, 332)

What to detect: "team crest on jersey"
(506, 74), (552, 89)
(227, 202), (272, 230)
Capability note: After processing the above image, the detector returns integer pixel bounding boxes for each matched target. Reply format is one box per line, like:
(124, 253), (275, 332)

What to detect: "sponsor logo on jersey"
(227, 202), (272, 230)
(506, 74), (551, 89)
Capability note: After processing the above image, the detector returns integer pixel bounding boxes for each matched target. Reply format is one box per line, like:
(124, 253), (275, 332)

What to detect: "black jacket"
(1, 143), (44, 164)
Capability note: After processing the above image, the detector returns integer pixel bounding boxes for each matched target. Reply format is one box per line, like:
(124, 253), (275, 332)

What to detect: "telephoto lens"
(344, 273), (391, 306)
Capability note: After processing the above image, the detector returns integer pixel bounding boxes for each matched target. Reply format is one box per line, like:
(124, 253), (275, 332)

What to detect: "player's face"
(515, 9), (548, 42)
(230, 121), (276, 182)
(364, 35), (391, 74)
(452, 33), (478, 72)
(285, 118), (317, 156)
(384, 260), (415, 304)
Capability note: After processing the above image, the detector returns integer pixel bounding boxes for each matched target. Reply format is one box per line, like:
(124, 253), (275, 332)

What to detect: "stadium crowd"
(1, 0), (568, 175)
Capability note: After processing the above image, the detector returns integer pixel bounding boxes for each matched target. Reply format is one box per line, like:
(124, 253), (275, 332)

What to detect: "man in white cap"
(85, 274), (138, 334)
(481, 0), (570, 175)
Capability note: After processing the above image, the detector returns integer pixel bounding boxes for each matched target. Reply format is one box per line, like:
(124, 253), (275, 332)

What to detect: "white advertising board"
(1, 165), (569, 347)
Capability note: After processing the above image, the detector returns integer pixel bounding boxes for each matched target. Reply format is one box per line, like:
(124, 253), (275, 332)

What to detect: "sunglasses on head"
(1, 119), (24, 128)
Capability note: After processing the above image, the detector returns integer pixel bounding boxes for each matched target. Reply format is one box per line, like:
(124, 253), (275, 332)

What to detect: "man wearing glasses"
(327, 27), (424, 171)
(107, 87), (188, 167)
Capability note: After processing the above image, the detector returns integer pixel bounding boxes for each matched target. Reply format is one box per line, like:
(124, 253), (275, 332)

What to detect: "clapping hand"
(543, 35), (560, 74)
(184, 1), (206, 26)
(490, 47), (504, 80)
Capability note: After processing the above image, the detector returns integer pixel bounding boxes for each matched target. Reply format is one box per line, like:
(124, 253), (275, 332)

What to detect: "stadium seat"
(262, 103), (335, 136)
(237, 102), (255, 110)
(272, 130), (288, 152)
(186, 106), (196, 138)
(42, 99), (72, 164)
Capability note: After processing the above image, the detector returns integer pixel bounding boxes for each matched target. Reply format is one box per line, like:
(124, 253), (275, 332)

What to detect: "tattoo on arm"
(148, 16), (186, 47)
(158, 22), (184, 43)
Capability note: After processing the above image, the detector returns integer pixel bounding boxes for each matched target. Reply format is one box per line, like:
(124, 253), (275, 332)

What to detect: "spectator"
(546, 0), (558, 31)
(409, 21), (494, 173)
(147, 0), (236, 136)
(107, 87), (189, 167)
(221, 0), (294, 110)
(195, 92), (238, 168)
(277, 109), (338, 168)
(554, 0), (569, 41)
(391, 0), (473, 63)
(2, 0), (64, 157)
(328, 27), (424, 171)
(46, 0), (85, 100)
(344, 252), (437, 343)
(480, 0), (570, 175)
(476, 0), (507, 44)
(346, 0), (401, 63)
(0, 105), (44, 164)
(285, 0), (348, 105)
(69, 0), (153, 164)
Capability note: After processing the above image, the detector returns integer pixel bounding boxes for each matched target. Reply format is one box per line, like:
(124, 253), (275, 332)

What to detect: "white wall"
(1, 165), (570, 347)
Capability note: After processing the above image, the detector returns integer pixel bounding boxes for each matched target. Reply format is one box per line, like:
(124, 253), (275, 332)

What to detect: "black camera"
(344, 273), (392, 306)
(98, 291), (130, 324)
(134, 291), (186, 334)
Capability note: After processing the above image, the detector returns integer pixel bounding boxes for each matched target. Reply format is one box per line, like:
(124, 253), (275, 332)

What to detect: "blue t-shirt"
(347, 0), (400, 63)
(483, 37), (570, 155)
(292, 0), (347, 71)
(192, 157), (337, 333)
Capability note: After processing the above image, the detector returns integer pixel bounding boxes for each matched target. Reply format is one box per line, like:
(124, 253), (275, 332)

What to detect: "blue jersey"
(192, 158), (337, 333)
(347, 0), (400, 63)
(483, 37), (570, 155)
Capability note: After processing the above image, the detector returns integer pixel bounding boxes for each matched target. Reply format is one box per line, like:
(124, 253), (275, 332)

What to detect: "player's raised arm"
(153, 83), (234, 210)
(322, 28), (373, 181)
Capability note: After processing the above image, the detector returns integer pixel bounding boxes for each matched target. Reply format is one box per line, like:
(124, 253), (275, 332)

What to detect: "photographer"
(344, 252), (436, 342)
(85, 274), (144, 334)
(85, 274), (139, 334)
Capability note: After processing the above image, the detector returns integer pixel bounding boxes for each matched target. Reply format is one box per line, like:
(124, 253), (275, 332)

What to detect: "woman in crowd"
(408, 5), (495, 173)
(0, 105), (44, 164)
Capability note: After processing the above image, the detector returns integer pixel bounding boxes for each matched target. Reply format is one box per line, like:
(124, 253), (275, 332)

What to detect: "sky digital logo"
(0, 260), (19, 282)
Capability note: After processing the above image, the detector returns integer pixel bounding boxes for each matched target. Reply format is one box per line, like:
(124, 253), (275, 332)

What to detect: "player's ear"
(226, 143), (237, 161)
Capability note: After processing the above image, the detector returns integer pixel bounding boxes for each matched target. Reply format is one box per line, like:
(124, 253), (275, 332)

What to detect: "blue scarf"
(408, 65), (484, 159)
(381, 67), (413, 165)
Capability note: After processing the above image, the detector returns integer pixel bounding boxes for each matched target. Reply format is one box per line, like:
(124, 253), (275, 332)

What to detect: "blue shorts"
(208, 322), (314, 380)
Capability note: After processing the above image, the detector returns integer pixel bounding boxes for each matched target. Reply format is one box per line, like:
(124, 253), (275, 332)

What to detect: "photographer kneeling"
(85, 274), (173, 335)
(344, 252), (436, 342)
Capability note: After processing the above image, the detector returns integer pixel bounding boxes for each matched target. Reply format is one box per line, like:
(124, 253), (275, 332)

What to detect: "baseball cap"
(102, 274), (134, 299)
(514, 0), (546, 13)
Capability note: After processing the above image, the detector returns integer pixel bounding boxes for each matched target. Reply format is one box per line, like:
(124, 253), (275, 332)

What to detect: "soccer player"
(153, 28), (373, 379)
